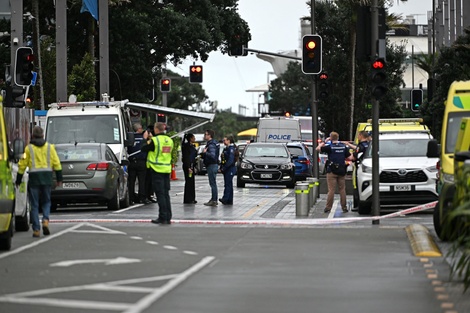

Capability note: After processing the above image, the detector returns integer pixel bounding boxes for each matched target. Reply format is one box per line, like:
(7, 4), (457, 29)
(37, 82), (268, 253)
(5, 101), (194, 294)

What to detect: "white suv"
(356, 132), (439, 215)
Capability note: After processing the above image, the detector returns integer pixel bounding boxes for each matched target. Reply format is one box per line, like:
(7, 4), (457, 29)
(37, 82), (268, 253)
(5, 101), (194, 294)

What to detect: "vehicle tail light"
(298, 159), (311, 165)
(86, 162), (109, 171)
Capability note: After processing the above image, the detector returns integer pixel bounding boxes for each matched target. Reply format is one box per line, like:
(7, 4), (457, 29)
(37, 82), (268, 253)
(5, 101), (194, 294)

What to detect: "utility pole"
(99, 0), (109, 97)
(56, 0), (67, 102)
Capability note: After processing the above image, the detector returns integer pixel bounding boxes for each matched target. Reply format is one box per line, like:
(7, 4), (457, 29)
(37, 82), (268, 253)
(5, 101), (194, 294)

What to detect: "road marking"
(146, 241), (159, 245)
(113, 203), (143, 213)
(242, 190), (284, 218)
(183, 250), (198, 255)
(163, 245), (178, 250)
(130, 236), (143, 240)
(50, 257), (141, 267)
(328, 200), (339, 219)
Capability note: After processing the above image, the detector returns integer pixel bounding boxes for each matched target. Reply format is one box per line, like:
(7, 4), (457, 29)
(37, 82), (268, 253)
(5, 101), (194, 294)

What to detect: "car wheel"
(434, 184), (456, 241)
(15, 199), (30, 232)
(0, 216), (13, 251)
(107, 187), (120, 210)
(120, 184), (130, 208)
(358, 201), (371, 215)
(236, 176), (245, 188)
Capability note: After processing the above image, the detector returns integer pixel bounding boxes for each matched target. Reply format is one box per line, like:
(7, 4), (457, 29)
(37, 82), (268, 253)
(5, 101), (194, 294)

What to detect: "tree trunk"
(349, 21), (357, 140)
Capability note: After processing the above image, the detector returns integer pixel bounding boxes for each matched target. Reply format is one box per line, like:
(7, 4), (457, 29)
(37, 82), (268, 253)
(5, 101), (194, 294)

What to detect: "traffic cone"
(171, 164), (178, 180)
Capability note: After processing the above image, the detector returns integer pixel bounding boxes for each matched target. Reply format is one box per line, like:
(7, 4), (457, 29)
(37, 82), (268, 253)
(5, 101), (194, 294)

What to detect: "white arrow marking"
(50, 257), (141, 267)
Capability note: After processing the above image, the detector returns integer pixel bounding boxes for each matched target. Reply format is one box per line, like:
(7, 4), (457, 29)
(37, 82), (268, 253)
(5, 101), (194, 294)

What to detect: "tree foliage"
(268, 1), (407, 138)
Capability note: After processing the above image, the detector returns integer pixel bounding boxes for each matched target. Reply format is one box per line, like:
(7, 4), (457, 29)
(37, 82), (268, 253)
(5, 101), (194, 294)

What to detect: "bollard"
(295, 182), (310, 216)
(311, 177), (320, 201)
(306, 177), (315, 208)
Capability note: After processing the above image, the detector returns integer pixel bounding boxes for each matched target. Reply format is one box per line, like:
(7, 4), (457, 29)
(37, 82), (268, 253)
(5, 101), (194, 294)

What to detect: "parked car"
(194, 143), (225, 175)
(286, 142), (314, 180)
(237, 142), (295, 188)
(304, 142), (327, 175)
(51, 143), (130, 210)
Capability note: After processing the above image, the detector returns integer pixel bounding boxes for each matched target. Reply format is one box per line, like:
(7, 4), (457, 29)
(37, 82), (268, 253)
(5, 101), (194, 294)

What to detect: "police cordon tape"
(50, 201), (438, 226)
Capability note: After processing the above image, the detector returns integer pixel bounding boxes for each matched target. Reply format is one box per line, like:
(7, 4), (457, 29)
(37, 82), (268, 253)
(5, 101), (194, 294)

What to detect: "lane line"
(328, 200), (339, 219)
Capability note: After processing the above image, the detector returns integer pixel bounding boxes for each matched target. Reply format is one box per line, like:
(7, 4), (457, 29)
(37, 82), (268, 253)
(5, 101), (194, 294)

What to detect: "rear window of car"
(287, 146), (304, 157)
(245, 145), (288, 158)
(56, 147), (100, 161)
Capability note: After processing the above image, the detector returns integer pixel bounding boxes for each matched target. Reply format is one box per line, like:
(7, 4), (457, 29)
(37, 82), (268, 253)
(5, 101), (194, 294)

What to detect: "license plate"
(62, 182), (80, 189)
(394, 185), (411, 191)
(260, 173), (272, 178)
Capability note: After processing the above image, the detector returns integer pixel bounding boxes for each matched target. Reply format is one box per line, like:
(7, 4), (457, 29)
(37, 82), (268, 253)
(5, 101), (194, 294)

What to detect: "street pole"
(371, 0), (380, 225)
(311, 0), (319, 181)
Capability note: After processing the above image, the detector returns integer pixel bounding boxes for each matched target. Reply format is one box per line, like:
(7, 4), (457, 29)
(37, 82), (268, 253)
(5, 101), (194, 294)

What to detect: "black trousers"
(128, 159), (147, 201)
(151, 171), (172, 222)
(183, 165), (196, 203)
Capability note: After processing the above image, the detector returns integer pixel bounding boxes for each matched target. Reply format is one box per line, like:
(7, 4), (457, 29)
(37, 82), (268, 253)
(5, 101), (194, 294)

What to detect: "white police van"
(256, 117), (301, 143)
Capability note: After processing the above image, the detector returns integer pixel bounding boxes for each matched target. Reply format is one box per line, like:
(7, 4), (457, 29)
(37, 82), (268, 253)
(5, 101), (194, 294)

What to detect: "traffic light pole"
(371, 0), (380, 225)
(310, 2), (320, 181)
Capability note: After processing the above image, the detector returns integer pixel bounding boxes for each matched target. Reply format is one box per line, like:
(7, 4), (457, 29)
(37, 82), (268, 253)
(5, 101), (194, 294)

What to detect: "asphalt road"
(0, 172), (468, 313)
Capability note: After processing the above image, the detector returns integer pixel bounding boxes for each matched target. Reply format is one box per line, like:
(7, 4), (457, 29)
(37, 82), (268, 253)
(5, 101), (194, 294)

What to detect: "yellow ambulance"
(428, 81), (470, 240)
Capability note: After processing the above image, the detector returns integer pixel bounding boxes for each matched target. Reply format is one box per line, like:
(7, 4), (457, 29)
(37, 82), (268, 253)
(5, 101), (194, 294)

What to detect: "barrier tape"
(50, 201), (437, 226)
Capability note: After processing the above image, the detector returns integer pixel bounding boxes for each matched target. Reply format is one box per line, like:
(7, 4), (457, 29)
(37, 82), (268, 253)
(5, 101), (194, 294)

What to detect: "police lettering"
(267, 134), (292, 140)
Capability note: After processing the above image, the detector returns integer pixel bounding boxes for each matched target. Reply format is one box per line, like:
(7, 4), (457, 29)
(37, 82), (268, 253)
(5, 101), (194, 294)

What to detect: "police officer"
(142, 122), (174, 225)
(344, 130), (370, 210)
(127, 123), (150, 204)
(316, 132), (351, 213)
(219, 135), (237, 205)
(16, 126), (63, 237)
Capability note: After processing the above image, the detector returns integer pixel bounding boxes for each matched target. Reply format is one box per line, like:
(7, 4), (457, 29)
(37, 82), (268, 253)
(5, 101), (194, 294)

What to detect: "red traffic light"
(160, 78), (171, 92)
(302, 35), (322, 74)
(319, 73), (328, 80)
(162, 79), (170, 85)
(372, 59), (385, 69)
(191, 66), (202, 73)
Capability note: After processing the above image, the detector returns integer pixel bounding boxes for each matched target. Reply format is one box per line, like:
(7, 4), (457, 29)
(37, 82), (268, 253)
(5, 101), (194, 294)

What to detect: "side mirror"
(12, 139), (25, 161)
(426, 139), (439, 158)
(125, 132), (135, 147)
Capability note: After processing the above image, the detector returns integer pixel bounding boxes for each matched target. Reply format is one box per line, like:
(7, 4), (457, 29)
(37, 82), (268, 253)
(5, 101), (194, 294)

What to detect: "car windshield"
(46, 115), (121, 144)
(244, 145), (288, 158)
(55, 146), (101, 161)
(366, 139), (430, 157)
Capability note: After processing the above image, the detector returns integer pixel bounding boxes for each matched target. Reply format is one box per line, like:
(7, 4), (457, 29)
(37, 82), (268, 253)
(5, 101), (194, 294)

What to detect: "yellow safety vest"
(147, 135), (173, 174)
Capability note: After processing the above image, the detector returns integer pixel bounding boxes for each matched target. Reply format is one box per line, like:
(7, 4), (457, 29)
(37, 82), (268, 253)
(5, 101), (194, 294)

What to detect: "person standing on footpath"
(219, 135), (237, 205)
(181, 133), (197, 204)
(127, 123), (151, 205)
(142, 122), (174, 225)
(202, 129), (220, 206)
(16, 126), (63, 237)
(316, 131), (351, 213)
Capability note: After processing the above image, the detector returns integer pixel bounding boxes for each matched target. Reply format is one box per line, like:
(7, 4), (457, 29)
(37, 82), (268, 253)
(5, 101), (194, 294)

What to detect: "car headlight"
(280, 163), (293, 170)
(425, 165), (438, 173)
(361, 163), (372, 173)
(442, 172), (454, 184)
(240, 162), (253, 169)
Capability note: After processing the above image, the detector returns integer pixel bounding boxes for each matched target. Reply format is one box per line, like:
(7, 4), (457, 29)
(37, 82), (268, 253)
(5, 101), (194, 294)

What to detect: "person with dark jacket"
(202, 129), (220, 206)
(219, 135), (237, 205)
(16, 126), (63, 237)
(316, 131), (351, 213)
(127, 123), (150, 204)
(181, 133), (197, 204)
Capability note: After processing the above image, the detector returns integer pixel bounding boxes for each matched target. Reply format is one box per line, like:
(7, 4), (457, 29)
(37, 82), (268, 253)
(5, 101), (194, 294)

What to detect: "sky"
(169, 0), (433, 116)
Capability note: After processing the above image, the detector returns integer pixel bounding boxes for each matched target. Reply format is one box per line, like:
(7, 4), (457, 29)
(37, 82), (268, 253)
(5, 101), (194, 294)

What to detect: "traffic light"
(370, 57), (387, 99)
(301, 35), (322, 74)
(4, 85), (26, 107)
(157, 113), (166, 123)
(189, 65), (203, 83)
(228, 34), (248, 57)
(160, 78), (171, 92)
(14, 47), (34, 86)
(411, 89), (423, 112)
(318, 72), (329, 100)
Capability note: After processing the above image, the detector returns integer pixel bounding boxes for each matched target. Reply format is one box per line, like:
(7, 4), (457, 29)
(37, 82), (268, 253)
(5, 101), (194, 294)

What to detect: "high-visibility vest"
(147, 135), (173, 174)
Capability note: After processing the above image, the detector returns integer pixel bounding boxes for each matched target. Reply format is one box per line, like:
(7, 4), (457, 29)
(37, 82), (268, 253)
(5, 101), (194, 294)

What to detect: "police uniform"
(321, 141), (351, 213)
(127, 131), (148, 203)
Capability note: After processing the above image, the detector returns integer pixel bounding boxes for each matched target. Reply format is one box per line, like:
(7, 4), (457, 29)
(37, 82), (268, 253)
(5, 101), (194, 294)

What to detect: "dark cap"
(32, 126), (44, 139)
